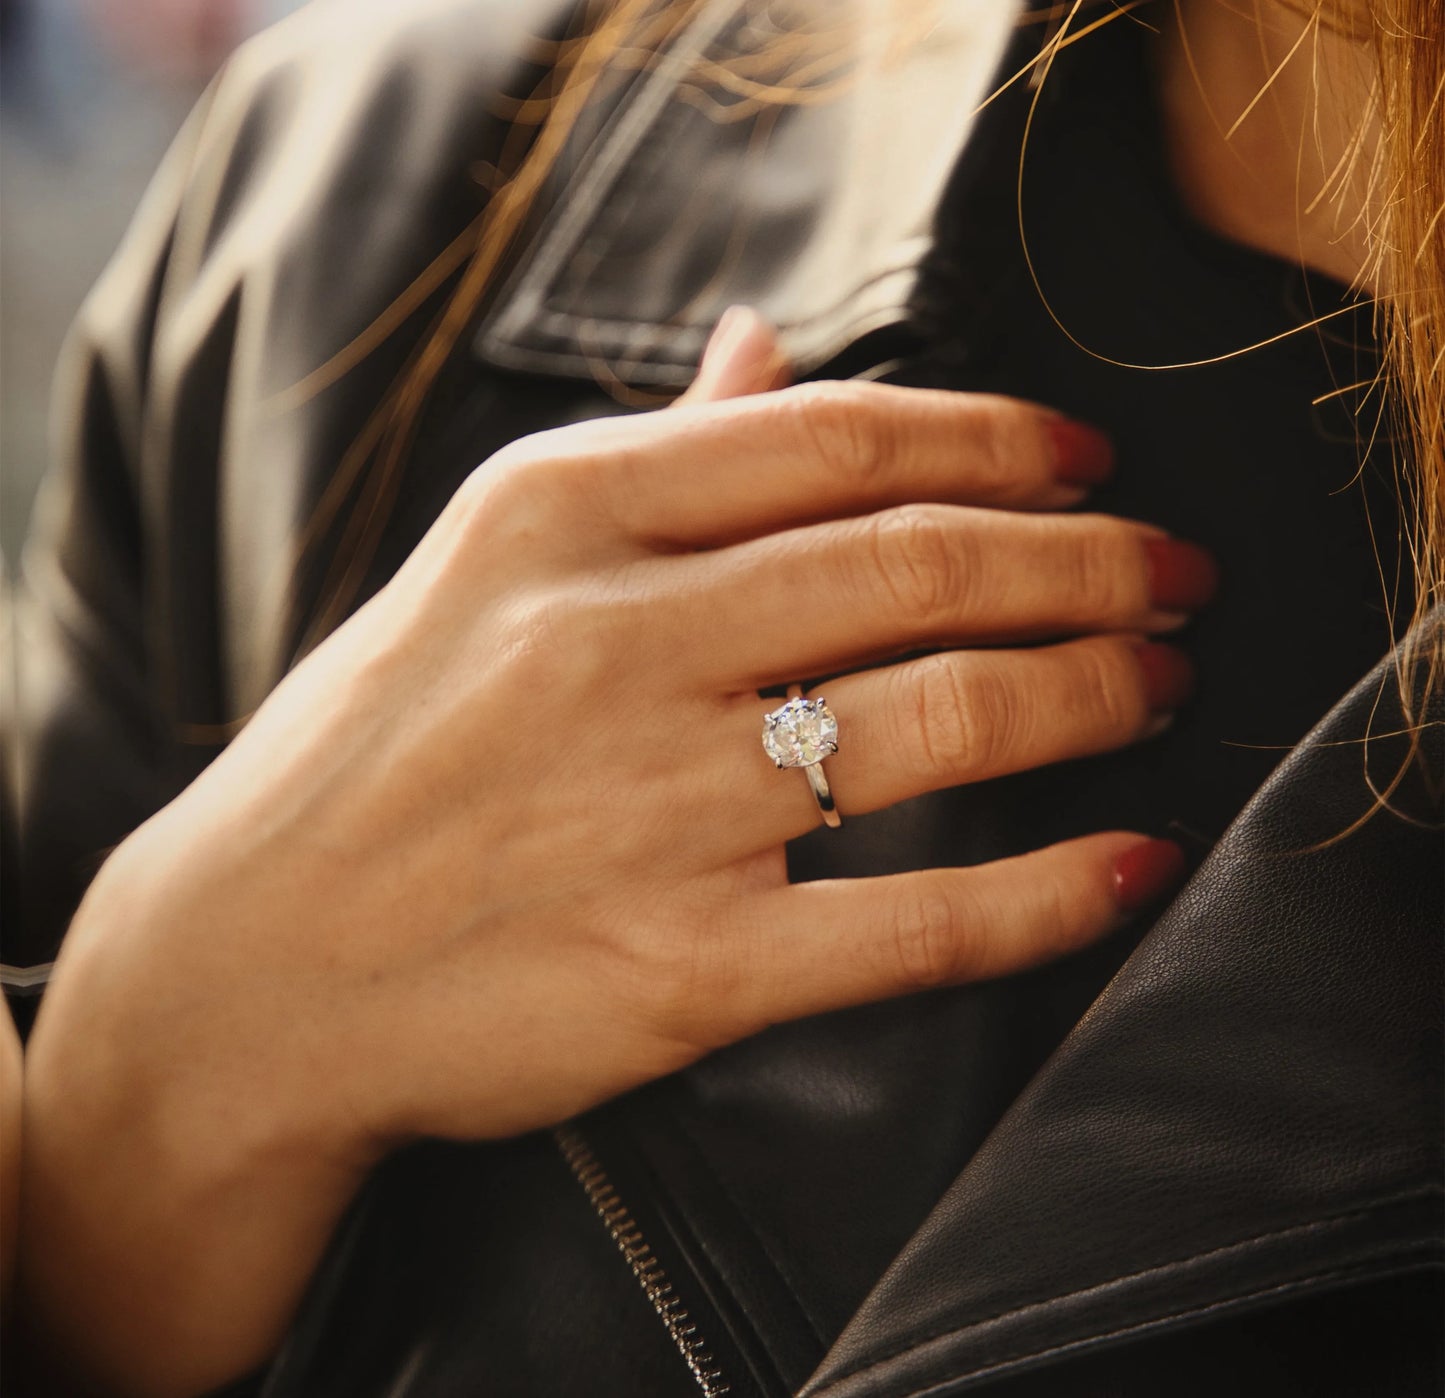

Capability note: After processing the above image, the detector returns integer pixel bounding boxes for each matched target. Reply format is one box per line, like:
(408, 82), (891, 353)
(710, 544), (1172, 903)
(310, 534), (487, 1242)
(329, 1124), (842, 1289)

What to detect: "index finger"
(559, 380), (1114, 547)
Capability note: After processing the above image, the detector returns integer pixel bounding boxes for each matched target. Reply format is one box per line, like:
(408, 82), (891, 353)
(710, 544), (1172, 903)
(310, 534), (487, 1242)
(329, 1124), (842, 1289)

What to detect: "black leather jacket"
(8, 2), (1441, 1394)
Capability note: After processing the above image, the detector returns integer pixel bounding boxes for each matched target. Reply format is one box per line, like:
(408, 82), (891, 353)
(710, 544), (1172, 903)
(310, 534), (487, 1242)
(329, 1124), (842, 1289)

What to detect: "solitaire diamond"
(762, 696), (838, 768)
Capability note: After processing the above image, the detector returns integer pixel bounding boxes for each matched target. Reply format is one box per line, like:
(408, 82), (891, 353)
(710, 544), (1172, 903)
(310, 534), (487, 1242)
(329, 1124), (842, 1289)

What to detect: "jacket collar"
(471, 0), (1025, 388)
(798, 625), (1445, 1394)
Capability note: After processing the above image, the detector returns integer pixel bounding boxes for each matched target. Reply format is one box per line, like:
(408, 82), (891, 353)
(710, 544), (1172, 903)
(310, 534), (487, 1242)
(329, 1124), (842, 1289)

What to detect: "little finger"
(712, 832), (1187, 1033)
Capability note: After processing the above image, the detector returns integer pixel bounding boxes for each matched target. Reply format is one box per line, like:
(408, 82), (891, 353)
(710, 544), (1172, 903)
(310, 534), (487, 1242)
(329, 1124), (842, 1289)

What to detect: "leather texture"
(246, 626), (1443, 1398)
(6, 2), (1441, 1394)
(801, 636), (1444, 1396)
(243, 623), (1443, 1398)
(474, 0), (1020, 384)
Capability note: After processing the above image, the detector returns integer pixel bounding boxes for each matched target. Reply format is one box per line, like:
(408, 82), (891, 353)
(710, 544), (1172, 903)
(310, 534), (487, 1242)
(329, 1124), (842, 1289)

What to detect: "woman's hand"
(95, 331), (1208, 1144)
(21, 313), (1211, 1393)
(59, 313), (1208, 1150)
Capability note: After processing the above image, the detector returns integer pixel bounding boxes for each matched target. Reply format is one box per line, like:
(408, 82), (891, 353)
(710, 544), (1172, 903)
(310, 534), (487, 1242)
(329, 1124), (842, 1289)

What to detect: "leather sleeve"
(4, 0), (580, 986)
(6, 99), (211, 981)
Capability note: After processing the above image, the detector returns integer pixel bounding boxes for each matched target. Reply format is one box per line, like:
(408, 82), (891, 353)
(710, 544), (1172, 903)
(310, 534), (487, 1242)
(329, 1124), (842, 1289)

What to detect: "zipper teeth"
(555, 1125), (731, 1398)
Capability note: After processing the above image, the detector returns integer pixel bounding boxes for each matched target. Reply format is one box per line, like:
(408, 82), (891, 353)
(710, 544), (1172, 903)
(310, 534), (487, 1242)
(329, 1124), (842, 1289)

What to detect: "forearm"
(17, 846), (370, 1398)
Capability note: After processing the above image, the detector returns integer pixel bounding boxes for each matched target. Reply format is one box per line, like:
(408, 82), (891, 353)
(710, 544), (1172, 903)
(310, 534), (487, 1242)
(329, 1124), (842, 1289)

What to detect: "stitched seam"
(818, 1185), (1443, 1389)
(475, 263), (919, 380)
(667, 1112), (831, 1349)
(481, 0), (739, 338)
(877, 1258), (1442, 1398)
(553, 95), (696, 304)
(530, 256), (920, 336)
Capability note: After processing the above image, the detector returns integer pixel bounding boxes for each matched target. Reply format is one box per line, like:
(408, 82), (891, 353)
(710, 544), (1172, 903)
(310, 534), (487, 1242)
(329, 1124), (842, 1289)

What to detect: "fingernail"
(1114, 838), (1187, 917)
(1133, 641), (1194, 712)
(1145, 538), (1219, 612)
(1046, 419), (1115, 487)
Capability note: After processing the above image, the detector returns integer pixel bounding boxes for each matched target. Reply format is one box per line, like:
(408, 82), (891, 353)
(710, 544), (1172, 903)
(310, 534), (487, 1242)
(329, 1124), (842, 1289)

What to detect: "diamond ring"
(762, 685), (842, 828)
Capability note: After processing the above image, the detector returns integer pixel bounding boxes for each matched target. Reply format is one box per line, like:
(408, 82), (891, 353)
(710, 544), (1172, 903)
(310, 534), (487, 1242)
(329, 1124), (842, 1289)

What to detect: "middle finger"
(665, 504), (1217, 688)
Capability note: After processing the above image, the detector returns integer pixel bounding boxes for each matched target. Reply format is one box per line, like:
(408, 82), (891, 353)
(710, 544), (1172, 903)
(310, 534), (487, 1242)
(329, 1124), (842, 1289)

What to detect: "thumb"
(676, 305), (793, 406)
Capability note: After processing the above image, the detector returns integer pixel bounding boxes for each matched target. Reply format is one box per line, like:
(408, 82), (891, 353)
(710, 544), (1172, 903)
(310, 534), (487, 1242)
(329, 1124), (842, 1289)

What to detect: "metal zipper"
(555, 1124), (731, 1397)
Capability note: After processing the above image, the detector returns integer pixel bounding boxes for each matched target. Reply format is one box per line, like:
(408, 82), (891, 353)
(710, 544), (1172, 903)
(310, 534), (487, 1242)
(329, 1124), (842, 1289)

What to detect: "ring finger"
(707, 633), (1192, 855)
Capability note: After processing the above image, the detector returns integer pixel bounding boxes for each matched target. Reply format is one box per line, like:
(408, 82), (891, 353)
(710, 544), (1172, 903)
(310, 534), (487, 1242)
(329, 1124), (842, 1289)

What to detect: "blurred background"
(0, 0), (304, 565)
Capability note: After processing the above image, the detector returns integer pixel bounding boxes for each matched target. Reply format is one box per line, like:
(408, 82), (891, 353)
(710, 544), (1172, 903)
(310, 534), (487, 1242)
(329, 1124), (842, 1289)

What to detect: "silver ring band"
(801, 759), (841, 828)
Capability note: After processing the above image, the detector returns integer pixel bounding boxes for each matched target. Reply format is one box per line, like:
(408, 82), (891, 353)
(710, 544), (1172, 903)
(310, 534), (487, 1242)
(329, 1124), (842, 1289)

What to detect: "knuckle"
(864, 503), (969, 626)
(969, 400), (1022, 497)
(578, 439), (660, 538)
(1068, 640), (1138, 738)
(457, 446), (572, 542)
(517, 450), (597, 516)
(629, 914), (709, 1028)
(629, 902), (749, 1055)
(485, 414), (701, 544)
(1031, 871), (1081, 962)
(450, 458), (510, 530)
(891, 881), (971, 990)
(908, 654), (975, 775)
(1062, 523), (1133, 621)
(920, 658), (1022, 779)
(789, 380), (890, 483)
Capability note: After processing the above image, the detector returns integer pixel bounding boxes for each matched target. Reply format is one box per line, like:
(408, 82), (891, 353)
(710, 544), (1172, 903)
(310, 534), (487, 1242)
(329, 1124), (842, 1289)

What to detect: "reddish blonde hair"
(293, 0), (1442, 725)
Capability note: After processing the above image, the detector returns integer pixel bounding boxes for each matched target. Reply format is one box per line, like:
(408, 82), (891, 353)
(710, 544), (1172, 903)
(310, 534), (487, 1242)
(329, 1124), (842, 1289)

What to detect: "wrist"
(21, 834), (378, 1394)
(30, 820), (381, 1198)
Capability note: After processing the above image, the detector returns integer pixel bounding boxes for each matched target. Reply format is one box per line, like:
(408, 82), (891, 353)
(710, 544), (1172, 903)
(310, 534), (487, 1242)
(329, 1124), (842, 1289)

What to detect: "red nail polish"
(1047, 419), (1115, 487)
(1133, 642), (1195, 712)
(1114, 838), (1187, 917)
(1144, 538), (1219, 612)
